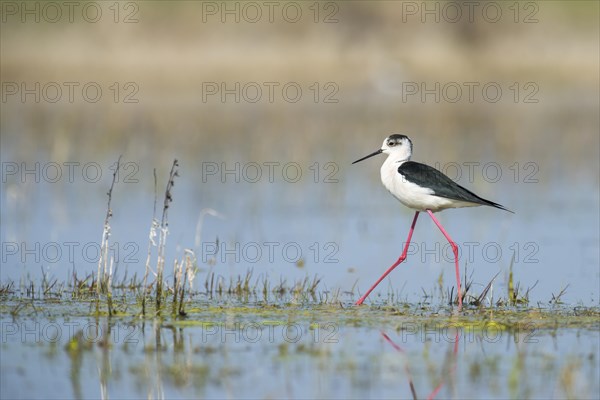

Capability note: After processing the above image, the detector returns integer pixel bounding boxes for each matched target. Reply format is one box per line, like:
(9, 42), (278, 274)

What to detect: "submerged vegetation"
(2, 265), (599, 332)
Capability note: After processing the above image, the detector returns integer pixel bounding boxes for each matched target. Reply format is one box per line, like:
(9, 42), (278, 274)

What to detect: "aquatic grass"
(93, 158), (185, 317)
(316, 286), (342, 305)
(199, 270), (326, 305)
(94, 156), (122, 316)
(505, 251), (538, 306)
(155, 159), (180, 312)
(472, 271), (500, 307)
(386, 251), (542, 310)
(2, 279), (599, 337)
(97, 156), (120, 297)
(40, 266), (64, 298)
(171, 250), (198, 316)
(142, 168), (159, 316)
(550, 285), (570, 305)
(0, 281), (15, 297)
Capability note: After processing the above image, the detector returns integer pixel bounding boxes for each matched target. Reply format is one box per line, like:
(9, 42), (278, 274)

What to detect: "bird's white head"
(381, 134), (413, 160)
(353, 134), (413, 164)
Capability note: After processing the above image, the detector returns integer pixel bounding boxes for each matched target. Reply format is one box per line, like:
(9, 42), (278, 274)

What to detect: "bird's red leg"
(355, 211), (420, 305)
(426, 210), (463, 309)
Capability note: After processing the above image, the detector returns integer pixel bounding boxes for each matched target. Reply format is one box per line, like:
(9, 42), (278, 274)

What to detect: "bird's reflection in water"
(381, 329), (459, 400)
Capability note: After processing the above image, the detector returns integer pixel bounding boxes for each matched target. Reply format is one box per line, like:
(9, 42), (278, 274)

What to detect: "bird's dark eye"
(388, 141), (395, 146)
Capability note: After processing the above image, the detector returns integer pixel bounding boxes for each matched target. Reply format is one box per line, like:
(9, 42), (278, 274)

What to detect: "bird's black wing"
(398, 161), (512, 212)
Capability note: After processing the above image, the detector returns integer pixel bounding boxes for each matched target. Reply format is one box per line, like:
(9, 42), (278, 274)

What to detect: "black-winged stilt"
(353, 134), (512, 308)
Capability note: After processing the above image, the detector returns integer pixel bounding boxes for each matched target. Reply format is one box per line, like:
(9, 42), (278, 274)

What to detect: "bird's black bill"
(352, 149), (383, 164)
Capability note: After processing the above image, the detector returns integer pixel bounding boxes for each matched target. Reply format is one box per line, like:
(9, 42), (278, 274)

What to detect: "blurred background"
(1, 1), (598, 304)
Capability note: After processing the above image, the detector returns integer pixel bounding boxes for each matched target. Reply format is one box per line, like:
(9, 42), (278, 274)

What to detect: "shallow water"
(1, 150), (598, 306)
(1, 301), (599, 399)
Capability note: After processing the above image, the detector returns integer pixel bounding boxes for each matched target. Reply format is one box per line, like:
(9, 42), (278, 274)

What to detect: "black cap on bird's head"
(385, 134), (412, 149)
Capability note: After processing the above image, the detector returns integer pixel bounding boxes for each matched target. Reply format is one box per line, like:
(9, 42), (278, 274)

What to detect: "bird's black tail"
(480, 198), (514, 214)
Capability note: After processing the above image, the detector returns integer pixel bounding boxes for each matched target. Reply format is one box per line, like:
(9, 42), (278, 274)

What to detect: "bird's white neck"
(384, 152), (411, 166)
(380, 152), (410, 189)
